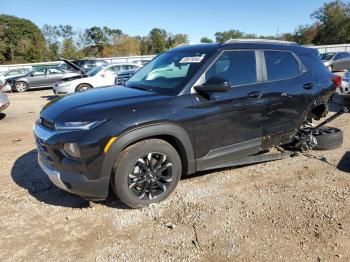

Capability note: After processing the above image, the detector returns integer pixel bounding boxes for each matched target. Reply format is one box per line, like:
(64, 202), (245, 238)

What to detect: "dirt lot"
(1, 89), (350, 261)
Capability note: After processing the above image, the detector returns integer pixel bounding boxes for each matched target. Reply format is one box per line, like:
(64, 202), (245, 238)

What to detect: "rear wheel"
(111, 139), (182, 208)
(75, 84), (92, 92)
(14, 81), (28, 92)
(313, 126), (343, 150)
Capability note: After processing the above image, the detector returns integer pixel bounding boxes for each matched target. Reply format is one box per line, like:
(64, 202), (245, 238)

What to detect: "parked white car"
(338, 70), (350, 98)
(53, 61), (140, 95)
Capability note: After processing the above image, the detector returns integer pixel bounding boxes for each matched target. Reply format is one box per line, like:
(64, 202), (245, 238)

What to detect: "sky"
(0, 0), (336, 42)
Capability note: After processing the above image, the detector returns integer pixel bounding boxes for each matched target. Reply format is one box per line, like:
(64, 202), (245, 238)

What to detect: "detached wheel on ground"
(75, 84), (92, 92)
(111, 139), (182, 208)
(312, 126), (343, 150)
(14, 81), (28, 92)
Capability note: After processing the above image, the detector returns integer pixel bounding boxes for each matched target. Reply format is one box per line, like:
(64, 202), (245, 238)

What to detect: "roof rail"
(224, 38), (298, 45)
(175, 42), (212, 47)
(176, 43), (190, 47)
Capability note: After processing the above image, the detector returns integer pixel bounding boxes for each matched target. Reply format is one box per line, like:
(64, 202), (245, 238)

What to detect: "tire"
(75, 84), (92, 92)
(313, 126), (343, 150)
(14, 81), (28, 92)
(111, 139), (182, 208)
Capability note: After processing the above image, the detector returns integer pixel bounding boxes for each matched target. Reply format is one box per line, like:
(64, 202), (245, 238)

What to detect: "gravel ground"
(1, 89), (350, 261)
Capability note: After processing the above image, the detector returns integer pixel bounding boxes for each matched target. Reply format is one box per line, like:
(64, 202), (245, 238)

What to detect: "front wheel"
(111, 139), (182, 208)
(75, 84), (92, 92)
(14, 81), (28, 92)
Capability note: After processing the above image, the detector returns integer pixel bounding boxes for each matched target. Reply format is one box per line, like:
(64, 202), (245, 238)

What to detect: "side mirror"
(30, 73), (34, 77)
(194, 76), (231, 93)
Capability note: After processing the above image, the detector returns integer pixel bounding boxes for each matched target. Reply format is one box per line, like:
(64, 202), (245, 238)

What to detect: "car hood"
(41, 86), (171, 123)
(62, 59), (87, 74)
(59, 75), (86, 82)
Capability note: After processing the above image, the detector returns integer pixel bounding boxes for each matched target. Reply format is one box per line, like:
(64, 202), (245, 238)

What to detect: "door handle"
(303, 83), (314, 89)
(248, 91), (263, 99)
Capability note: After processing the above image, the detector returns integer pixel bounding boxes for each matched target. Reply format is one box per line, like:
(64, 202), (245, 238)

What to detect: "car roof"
(170, 39), (311, 53)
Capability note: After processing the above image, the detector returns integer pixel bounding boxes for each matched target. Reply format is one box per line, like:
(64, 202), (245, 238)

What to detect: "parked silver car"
(7, 67), (78, 92)
(319, 52), (350, 72)
(0, 77), (10, 113)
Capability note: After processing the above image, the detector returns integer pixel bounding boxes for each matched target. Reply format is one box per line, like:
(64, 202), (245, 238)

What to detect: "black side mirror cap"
(194, 76), (231, 93)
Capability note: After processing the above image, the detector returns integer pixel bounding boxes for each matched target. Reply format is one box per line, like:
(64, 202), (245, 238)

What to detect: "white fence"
(0, 55), (156, 72)
(310, 44), (350, 53)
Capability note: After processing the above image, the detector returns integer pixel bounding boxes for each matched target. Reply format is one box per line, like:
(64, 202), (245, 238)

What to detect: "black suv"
(34, 40), (335, 208)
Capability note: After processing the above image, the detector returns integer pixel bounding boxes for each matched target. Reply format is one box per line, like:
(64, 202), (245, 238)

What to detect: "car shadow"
(11, 149), (128, 209)
(329, 94), (350, 113)
(41, 95), (57, 101)
(0, 113), (6, 120)
(337, 151), (350, 172)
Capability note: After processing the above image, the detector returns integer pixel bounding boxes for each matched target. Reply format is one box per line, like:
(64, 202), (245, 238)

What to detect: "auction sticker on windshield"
(179, 56), (205, 63)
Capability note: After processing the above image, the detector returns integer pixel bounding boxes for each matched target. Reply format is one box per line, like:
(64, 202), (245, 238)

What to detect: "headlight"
(55, 120), (106, 130)
(63, 143), (81, 159)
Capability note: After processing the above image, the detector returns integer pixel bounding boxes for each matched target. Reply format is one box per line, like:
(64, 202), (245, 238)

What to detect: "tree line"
(0, 0), (349, 64)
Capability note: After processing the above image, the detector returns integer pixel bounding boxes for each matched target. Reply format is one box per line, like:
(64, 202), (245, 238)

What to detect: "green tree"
(312, 0), (350, 44)
(200, 36), (213, 43)
(167, 34), (188, 48)
(111, 34), (141, 56)
(0, 14), (47, 63)
(149, 28), (167, 54)
(139, 36), (151, 55)
(215, 29), (245, 43)
(61, 39), (78, 59)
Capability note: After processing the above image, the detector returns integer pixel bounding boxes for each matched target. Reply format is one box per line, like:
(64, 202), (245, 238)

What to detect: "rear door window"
(264, 51), (301, 81)
(206, 50), (257, 86)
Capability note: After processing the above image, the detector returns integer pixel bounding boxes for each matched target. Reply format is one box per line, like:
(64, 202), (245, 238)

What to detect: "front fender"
(99, 123), (195, 180)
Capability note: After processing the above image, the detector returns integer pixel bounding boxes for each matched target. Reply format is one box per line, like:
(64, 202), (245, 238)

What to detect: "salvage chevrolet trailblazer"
(34, 39), (336, 208)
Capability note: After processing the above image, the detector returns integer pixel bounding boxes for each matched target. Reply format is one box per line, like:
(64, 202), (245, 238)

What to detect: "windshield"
(87, 66), (104, 77)
(126, 50), (213, 95)
(319, 53), (334, 61)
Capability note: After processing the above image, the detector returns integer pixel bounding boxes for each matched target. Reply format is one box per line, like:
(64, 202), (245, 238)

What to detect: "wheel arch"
(99, 123), (196, 181)
(76, 83), (93, 91)
(14, 79), (29, 91)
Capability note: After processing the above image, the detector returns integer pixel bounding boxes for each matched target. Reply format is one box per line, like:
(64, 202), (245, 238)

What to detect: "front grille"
(41, 118), (55, 130)
(36, 137), (53, 165)
(115, 73), (134, 86)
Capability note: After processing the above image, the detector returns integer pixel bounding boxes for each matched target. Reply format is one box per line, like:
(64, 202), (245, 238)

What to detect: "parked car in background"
(115, 68), (138, 86)
(6, 67), (78, 92)
(0, 68), (32, 79)
(53, 61), (140, 95)
(71, 59), (109, 71)
(319, 52), (350, 72)
(338, 70), (350, 98)
(0, 77), (10, 113)
(35, 40), (336, 208)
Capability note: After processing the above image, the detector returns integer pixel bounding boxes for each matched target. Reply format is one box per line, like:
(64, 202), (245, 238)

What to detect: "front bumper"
(34, 123), (110, 200)
(38, 155), (109, 199)
(53, 83), (74, 96)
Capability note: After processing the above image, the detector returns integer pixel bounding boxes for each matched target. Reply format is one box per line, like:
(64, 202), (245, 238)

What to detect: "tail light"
(330, 74), (342, 87)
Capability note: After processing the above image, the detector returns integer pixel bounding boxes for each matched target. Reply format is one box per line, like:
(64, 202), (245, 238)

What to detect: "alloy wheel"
(128, 152), (173, 200)
(15, 82), (27, 92)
